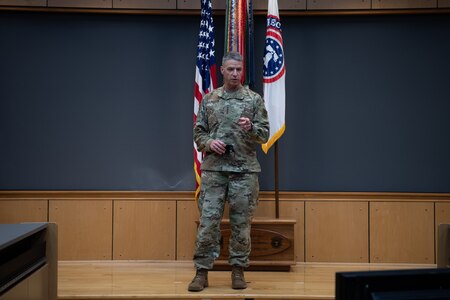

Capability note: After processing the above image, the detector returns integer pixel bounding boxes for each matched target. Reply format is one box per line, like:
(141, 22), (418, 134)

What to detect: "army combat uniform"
(193, 86), (269, 270)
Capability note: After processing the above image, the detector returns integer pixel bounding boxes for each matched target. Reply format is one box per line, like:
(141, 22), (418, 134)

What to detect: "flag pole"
(262, 0), (285, 218)
(274, 140), (280, 219)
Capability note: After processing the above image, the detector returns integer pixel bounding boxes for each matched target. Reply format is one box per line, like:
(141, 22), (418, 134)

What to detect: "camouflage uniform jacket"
(194, 86), (270, 173)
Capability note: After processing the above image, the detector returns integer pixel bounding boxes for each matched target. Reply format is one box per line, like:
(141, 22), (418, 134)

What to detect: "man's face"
(221, 59), (243, 91)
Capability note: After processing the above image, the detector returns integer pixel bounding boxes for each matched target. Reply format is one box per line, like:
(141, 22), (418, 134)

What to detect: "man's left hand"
(238, 117), (252, 132)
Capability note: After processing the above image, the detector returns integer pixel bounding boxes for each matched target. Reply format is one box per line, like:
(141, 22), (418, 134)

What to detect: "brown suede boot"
(188, 268), (208, 292)
(231, 266), (247, 289)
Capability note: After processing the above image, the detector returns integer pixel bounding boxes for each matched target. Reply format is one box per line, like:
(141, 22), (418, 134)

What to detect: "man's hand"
(210, 140), (226, 155)
(238, 117), (252, 132)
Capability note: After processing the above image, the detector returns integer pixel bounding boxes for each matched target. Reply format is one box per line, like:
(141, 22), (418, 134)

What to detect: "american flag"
(194, 0), (217, 199)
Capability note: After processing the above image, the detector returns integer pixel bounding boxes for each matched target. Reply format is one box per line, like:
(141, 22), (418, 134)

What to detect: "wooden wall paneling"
(0, 0), (46, 6)
(370, 202), (434, 263)
(1, 191), (449, 264)
(307, 0), (370, 10)
(176, 200), (199, 261)
(253, 200), (276, 218)
(435, 202), (450, 260)
(49, 200), (113, 260)
(372, 0), (437, 9)
(436, 202), (450, 227)
(177, 0), (226, 10)
(113, 0), (176, 9)
(47, 0), (112, 8)
(177, 0), (305, 10)
(305, 201), (369, 263)
(0, 200), (48, 223)
(113, 200), (176, 260)
(280, 201), (305, 262)
(252, 0), (306, 10)
(438, 0), (450, 7)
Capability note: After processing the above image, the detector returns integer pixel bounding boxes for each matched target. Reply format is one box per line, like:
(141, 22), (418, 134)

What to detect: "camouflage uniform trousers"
(193, 170), (259, 270)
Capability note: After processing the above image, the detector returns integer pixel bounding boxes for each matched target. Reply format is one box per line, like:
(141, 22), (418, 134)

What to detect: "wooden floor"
(58, 261), (434, 300)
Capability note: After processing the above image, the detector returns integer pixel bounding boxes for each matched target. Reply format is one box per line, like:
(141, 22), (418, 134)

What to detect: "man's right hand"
(210, 140), (226, 155)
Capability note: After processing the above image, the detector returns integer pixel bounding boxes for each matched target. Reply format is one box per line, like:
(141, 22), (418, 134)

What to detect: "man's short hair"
(222, 51), (243, 64)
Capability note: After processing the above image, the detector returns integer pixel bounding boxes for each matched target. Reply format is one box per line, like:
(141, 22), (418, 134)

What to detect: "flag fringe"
(262, 123), (285, 154)
(194, 162), (201, 200)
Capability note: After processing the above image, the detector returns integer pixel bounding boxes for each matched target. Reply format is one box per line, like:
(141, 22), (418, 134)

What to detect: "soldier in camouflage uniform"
(188, 51), (269, 292)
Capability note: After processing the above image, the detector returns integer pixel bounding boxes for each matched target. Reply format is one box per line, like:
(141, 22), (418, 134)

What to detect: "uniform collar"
(218, 86), (246, 100)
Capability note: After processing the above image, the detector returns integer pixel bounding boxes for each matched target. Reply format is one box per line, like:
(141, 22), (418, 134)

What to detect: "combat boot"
(188, 268), (208, 292)
(231, 265), (247, 289)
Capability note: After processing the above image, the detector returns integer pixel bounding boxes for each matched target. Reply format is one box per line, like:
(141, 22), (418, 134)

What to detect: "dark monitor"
(335, 268), (450, 300)
(437, 224), (450, 268)
(0, 224), (48, 295)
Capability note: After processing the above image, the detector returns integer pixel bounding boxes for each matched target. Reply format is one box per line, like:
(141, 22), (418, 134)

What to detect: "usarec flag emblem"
(262, 0), (286, 154)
